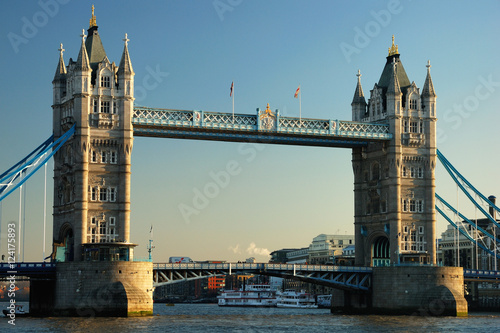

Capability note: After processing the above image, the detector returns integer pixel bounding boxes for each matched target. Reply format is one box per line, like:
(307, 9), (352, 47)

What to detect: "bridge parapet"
(132, 107), (392, 143)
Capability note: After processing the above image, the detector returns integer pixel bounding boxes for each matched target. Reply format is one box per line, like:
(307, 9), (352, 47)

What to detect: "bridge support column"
(53, 261), (153, 317)
(29, 279), (56, 316)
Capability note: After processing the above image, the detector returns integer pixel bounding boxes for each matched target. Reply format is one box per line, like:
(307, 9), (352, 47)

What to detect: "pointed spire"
(388, 35), (399, 56)
(118, 33), (134, 74)
(53, 43), (67, 81)
(89, 4), (97, 28)
(352, 69), (367, 105)
(76, 29), (91, 71)
(387, 58), (401, 95)
(422, 60), (436, 97)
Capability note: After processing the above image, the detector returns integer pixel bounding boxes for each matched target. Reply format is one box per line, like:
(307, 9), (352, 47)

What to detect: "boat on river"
(3, 305), (28, 317)
(276, 290), (318, 309)
(217, 284), (278, 307)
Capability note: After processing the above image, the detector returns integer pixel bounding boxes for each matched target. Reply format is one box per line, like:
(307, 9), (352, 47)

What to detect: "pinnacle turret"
(53, 43), (67, 81)
(76, 30), (91, 71)
(422, 60), (436, 97)
(352, 70), (367, 105)
(118, 33), (134, 75)
(386, 58), (401, 96)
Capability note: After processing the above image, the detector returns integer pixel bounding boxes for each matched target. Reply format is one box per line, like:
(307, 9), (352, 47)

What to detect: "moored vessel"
(217, 284), (278, 307)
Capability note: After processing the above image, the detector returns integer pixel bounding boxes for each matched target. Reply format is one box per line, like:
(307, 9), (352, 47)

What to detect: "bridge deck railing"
(132, 107), (391, 140)
(152, 262), (372, 273)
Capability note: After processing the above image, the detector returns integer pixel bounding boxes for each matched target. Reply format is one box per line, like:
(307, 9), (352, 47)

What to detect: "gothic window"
(110, 151), (117, 164)
(410, 121), (418, 133)
(101, 76), (110, 88)
(410, 167), (415, 178)
(91, 150), (97, 163)
(403, 120), (408, 133)
(93, 99), (98, 113)
(409, 96), (417, 110)
(402, 200), (407, 212)
(419, 121), (424, 133)
(101, 101), (110, 114)
(418, 167), (423, 178)
(372, 163), (380, 181)
(417, 200), (424, 213)
(419, 226), (425, 234)
(381, 200), (387, 213)
(109, 217), (115, 226)
(409, 200), (416, 212)
(90, 187), (97, 201)
(101, 150), (107, 163)
(99, 187), (108, 201)
(402, 166), (407, 177)
(109, 187), (117, 202)
(113, 101), (118, 114)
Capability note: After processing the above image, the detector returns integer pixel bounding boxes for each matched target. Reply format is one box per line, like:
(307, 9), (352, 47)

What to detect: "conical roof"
(53, 43), (67, 81)
(422, 60), (436, 97)
(118, 34), (134, 74)
(76, 30), (91, 71)
(352, 70), (366, 105)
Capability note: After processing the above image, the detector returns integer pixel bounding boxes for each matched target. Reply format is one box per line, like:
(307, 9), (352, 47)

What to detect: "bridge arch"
(371, 235), (390, 267)
(54, 222), (74, 262)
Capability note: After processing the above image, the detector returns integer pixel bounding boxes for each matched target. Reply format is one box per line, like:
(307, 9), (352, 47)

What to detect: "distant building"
(269, 249), (299, 263)
(437, 196), (500, 271)
(334, 245), (356, 266)
(308, 234), (355, 265)
(286, 248), (309, 264)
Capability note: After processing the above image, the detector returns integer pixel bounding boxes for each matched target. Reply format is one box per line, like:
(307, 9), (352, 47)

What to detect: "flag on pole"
(294, 85), (300, 98)
(230, 81), (234, 97)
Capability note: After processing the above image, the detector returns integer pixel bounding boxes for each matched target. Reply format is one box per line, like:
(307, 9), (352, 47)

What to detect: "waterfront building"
(308, 234), (355, 265)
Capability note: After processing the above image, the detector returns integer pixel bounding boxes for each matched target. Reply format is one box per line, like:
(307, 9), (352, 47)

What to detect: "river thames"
(2, 303), (500, 332)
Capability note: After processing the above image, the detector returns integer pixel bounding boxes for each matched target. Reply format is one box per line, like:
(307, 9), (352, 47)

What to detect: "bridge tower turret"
(352, 36), (437, 267)
(51, 7), (136, 262)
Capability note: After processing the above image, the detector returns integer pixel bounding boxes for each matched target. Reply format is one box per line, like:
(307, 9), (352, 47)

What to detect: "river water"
(3, 303), (500, 332)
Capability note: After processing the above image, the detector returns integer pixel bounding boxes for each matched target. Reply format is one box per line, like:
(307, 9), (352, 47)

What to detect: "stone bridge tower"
(351, 37), (437, 266)
(51, 7), (135, 262)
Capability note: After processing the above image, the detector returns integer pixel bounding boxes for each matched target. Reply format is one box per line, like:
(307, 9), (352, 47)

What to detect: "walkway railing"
(132, 107), (391, 147)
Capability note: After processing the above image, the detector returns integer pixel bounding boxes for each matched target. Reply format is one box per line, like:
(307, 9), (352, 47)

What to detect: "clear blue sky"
(0, 0), (499, 262)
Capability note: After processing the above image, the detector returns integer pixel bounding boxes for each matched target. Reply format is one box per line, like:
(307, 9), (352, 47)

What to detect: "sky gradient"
(0, 0), (499, 262)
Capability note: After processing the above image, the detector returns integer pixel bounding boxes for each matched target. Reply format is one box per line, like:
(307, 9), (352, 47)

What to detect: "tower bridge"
(5, 8), (500, 317)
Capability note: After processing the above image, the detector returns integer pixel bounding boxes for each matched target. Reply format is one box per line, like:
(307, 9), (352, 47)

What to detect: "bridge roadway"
(1, 263), (498, 291)
(132, 107), (392, 148)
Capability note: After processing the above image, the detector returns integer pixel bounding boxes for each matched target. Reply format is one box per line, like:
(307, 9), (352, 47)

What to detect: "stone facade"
(51, 8), (135, 261)
(53, 261), (153, 316)
(352, 37), (437, 266)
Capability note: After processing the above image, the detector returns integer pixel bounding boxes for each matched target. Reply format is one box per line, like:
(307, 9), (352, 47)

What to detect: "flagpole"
(299, 86), (302, 124)
(232, 81), (235, 124)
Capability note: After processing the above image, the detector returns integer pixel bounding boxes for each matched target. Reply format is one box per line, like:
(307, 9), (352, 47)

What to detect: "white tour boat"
(276, 290), (318, 309)
(217, 284), (278, 307)
(316, 294), (332, 308)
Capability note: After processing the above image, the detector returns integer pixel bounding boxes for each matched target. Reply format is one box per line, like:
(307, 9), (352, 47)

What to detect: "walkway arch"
(372, 236), (390, 267)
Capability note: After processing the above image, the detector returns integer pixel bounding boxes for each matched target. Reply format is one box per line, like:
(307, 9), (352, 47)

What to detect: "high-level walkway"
(132, 106), (392, 148)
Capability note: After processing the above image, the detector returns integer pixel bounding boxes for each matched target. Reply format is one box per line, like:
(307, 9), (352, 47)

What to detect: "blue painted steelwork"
(153, 262), (372, 291)
(435, 205), (500, 260)
(0, 262), (56, 277)
(435, 193), (500, 244)
(132, 107), (391, 148)
(464, 269), (500, 281)
(437, 149), (500, 230)
(0, 124), (76, 202)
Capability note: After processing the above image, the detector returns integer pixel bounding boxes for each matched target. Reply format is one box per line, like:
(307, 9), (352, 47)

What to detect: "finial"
(356, 69), (361, 79)
(89, 4), (97, 28)
(123, 33), (130, 46)
(426, 60), (431, 71)
(58, 43), (65, 55)
(80, 29), (87, 42)
(388, 35), (399, 56)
